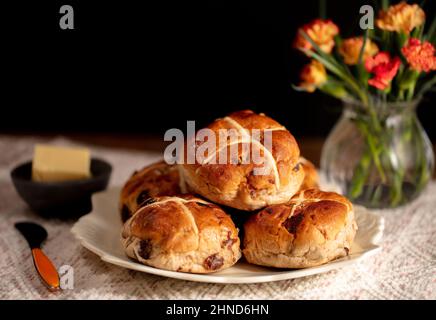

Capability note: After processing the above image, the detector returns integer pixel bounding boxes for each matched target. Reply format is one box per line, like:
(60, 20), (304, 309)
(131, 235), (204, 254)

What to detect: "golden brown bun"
(122, 195), (241, 273)
(180, 110), (305, 211)
(119, 161), (183, 222)
(243, 189), (357, 268)
(298, 157), (319, 191)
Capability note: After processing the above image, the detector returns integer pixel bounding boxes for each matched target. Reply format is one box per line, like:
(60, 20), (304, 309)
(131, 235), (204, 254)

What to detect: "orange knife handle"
(31, 248), (60, 291)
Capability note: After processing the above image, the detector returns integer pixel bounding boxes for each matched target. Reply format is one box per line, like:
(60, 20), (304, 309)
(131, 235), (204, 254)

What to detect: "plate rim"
(71, 188), (384, 284)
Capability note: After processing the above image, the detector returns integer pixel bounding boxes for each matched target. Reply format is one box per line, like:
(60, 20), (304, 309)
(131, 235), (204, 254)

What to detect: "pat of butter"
(32, 145), (91, 182)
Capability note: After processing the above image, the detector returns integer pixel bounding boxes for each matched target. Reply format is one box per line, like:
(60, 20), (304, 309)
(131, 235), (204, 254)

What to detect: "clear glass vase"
(320, 98), (434, 209)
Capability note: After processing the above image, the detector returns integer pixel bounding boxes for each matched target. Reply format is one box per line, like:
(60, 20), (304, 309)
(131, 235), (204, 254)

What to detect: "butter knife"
(15, 222), (61, 291)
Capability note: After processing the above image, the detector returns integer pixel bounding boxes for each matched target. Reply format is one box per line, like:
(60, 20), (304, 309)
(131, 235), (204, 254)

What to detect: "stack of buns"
(120, 110), (357, 273)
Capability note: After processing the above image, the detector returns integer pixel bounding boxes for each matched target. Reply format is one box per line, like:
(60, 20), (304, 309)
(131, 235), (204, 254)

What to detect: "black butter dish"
(11, 158), (112, 218)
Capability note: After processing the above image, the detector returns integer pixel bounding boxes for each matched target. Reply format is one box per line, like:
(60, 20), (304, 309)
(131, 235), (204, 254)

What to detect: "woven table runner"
(0, 135), (434, 299)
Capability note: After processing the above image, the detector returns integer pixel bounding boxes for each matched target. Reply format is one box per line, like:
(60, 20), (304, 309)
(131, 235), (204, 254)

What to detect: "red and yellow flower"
(365, 52), (401, 90)
(401, 38), (436, 73)
(338, 37), (379, 65)
(376, 1), (425, 34)
(294, 19), (339, 54)
(298, 60), (327, 92)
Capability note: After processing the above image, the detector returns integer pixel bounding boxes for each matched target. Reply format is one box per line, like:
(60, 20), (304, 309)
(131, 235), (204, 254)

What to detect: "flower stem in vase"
(413, 117), (431, 194)
(349, 144), (372, 199)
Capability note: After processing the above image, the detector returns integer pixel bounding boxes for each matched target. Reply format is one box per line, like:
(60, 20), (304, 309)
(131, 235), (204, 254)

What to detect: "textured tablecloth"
(0, 135), (435, 300)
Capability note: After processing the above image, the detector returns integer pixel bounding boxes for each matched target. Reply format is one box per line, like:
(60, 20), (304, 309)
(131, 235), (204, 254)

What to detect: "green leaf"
(299, 30), (342, 69)
(416, 74), (436, 97)
(303, 49), (343, 78)
(357, 63), (370, 88)
(320, 79), (350, 99)
(411, 25), (425, 40)
(334, 35), (343, 48)
(396, 31), (408, 49)
(425, 16), (436, 44)
(398, 70), (420, 90)
(358, 30), (368, 66)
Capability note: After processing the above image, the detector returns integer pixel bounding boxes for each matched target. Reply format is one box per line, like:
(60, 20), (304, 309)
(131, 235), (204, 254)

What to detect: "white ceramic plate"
(71, 187), (384, 284)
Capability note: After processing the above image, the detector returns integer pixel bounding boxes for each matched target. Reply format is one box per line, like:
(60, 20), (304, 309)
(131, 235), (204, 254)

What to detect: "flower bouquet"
(293, 1), (435, 208)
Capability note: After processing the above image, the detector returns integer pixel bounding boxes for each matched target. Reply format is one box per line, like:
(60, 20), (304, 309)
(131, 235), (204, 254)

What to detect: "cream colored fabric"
(0, 135), (435, 299)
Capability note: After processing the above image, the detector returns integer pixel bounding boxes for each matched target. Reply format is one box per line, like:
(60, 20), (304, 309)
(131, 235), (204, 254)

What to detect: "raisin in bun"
(298, 157), (319, 191)
(243, 189), (357, 268)
(119, 161), (184, 222)
(180, 110), (305, 211)
(122, 195), (241, 273)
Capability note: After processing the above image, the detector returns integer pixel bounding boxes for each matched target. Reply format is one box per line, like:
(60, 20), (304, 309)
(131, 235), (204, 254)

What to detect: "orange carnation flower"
(338, 37), (379, 65)
(365, 52), (401, 90)
(294, 19), (339, 54)
(401, 38), (436, 73)
(298, 60), (327, 92)
(376, 1), (425, 34)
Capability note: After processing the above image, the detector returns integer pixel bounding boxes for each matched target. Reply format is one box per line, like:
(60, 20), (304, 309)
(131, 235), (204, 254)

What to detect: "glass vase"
(320, 98), (434, 209)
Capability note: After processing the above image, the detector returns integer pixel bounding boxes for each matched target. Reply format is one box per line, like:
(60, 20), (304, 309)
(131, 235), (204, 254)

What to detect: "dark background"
(2, 0), (435, 140)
